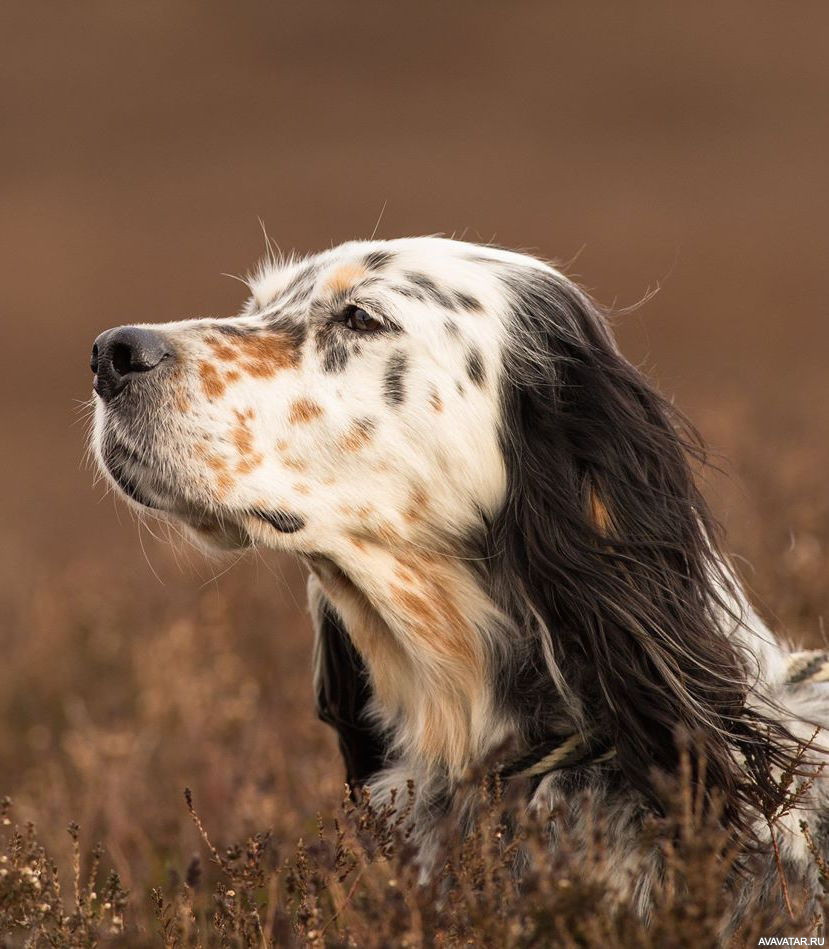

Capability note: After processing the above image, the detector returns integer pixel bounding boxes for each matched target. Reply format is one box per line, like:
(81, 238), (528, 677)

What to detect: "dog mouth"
(99, 436), (252, 545)
(97, 432), (305, 544)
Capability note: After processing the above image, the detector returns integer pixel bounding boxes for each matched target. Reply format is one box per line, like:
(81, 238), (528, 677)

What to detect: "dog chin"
(179, 515), (253, 552)
(100, 455), (252, 552)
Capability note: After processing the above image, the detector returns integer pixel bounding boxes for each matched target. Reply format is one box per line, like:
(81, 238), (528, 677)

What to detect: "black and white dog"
(90, 237), (829, 917)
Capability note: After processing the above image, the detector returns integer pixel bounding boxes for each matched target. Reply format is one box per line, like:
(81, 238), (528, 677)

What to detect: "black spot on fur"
(404, 272), (455, 309)
(323, 340), (349, 373)
(280, 318), (308, 350)
(453, 291), (483, 312)
(383, 352), (408, 406)
(213, 323), (248, 337)
(445, 319), (461, 338)
(363, 250), (394, 271)
(283, 263), (318, 299)
(391, 284), (427, 303)
(465, 252), (503, 267)
(253, 509), (305, 533)
(466, 347), (485, 386)
(314, 324), (350, 373)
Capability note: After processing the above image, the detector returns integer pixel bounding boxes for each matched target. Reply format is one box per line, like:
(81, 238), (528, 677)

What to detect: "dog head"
(91, 238), (520, 560)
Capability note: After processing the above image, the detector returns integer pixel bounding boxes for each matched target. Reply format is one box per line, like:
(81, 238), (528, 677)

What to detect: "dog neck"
(310, 542), (515, 781)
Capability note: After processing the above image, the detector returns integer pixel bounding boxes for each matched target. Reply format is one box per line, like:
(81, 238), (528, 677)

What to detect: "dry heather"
(0, 399), (827, 947)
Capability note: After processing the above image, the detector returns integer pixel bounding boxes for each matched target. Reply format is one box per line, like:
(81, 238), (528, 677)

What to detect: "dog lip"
(251, 509), (306, 533)
(100, 437), (159, 509)
(106, 459), (158, 509)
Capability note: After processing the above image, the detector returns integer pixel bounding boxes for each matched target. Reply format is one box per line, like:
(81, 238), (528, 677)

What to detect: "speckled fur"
(92, 237), (829, 925)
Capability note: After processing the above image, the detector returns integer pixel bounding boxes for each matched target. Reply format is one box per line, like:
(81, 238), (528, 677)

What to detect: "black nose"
(91, 326), (174, 401)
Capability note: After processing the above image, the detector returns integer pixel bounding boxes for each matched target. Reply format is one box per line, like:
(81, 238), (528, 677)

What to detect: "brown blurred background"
(1, 0), (827, 918)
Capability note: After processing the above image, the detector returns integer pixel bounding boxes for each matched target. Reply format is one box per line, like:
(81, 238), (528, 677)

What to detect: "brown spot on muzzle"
(199, 361), (227, 400)
(194, 443), (235, 500)
(208, 340), (238, 361)
(208, 330), (302, 380)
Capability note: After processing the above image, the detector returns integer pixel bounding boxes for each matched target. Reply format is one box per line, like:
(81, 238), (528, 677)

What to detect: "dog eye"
(337, 306), (383, 333)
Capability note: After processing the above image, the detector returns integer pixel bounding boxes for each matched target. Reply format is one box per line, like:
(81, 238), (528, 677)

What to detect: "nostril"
(90, 343), (99, 375)
(111, 341), (136, 376)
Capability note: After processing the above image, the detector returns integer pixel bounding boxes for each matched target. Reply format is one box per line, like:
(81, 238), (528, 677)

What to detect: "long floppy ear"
(307, 575), (387, 789)
(489, 265), (793, 829)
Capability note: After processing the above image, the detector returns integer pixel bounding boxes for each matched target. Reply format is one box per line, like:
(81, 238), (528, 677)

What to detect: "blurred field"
(1, 1), (828, 943)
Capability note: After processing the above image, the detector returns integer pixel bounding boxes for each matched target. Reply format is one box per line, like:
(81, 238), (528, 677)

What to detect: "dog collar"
(500, 732), (615, 781)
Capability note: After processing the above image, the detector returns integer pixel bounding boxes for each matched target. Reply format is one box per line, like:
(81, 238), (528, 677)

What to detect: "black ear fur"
(490, 265), (794, 829)
(310, 585), (387, 789)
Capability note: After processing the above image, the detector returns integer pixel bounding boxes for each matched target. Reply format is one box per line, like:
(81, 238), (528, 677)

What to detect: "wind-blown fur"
(489, 267), (796, 832)
(90, 236), (829, 922)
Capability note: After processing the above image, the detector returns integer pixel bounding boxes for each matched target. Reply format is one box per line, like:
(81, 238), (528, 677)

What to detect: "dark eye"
(339, 306), (383, 333)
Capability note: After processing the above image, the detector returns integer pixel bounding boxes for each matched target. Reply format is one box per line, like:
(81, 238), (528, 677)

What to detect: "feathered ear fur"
(489, 265), (794, 830)
(307, 575), (387, 789)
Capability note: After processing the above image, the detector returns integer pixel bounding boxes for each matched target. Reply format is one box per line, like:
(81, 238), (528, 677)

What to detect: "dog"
(90, 237), (829, 919)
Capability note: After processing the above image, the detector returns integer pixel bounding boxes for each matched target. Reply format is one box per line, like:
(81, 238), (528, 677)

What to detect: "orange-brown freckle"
(232, 422), (254, 456)
(235, 455), (263, 475)
(231, 411), (263, 473)
(375, 521), (402, 545)
(293, 482), (311, 496)
(216, 473), (234, 499)
(174, 391), (191, 413)
(208, 340), (238, 361)
(391, 585), (437, 624)
(350, 537), (367, 551)
(275, 439), (288, 452)
(338, 418), (375, 453)
(429, 391), (444, 413)
(405, 487), (429, 522)
(237, 333), (301, 378)
(288, 398), (324, 424)
(199, 362), (226, 400)
(590, 488), (612, 534)
(325, 263), (367, 294)
(283, 456), (308, 472)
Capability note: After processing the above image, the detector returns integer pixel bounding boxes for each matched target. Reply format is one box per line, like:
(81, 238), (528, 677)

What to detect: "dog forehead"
(247, 237), (521, 313)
